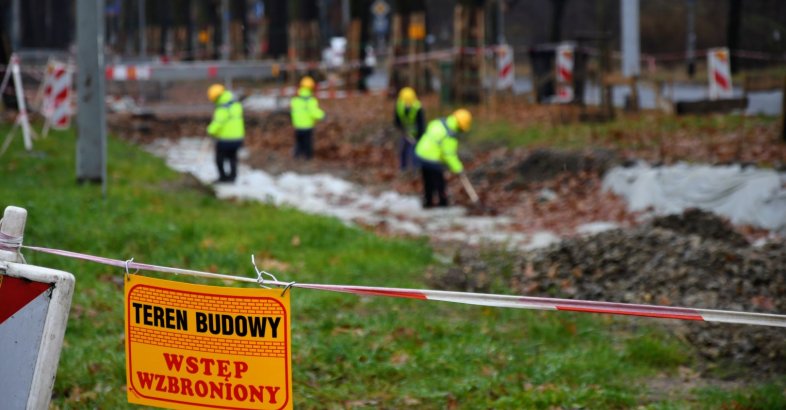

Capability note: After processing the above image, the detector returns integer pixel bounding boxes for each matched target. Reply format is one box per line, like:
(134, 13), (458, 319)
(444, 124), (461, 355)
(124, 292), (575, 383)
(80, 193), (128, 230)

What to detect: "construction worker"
(415, 108), (472, 208)
(290, 76), (325, 160)
(206, 83), (245, 183)
(393, 87), (425, 171)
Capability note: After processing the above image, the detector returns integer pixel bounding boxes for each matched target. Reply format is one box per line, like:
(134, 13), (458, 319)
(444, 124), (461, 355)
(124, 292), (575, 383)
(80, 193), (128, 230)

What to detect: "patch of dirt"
(428, 210), (786, 376)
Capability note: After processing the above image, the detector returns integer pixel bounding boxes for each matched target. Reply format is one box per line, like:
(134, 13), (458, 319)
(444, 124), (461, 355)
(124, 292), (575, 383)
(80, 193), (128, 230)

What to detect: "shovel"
(459, 173), (480, 204)
(459, 173), (497, 215)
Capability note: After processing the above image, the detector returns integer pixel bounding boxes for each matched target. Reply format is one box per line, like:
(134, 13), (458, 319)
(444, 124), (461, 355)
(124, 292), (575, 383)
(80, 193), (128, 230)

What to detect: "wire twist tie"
(251, 254), (279, 289)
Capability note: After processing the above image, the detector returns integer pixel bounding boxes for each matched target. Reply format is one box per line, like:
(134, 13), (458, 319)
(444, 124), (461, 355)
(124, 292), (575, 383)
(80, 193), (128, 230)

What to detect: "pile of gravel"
(428, 211), (786, 374)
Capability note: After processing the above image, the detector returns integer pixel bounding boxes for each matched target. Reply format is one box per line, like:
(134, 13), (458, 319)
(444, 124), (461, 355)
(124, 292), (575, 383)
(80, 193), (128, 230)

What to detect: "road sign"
(0, 262), (75, 410)
(125, 275), (292, 410)
(373, 15), (389, 35)
(371, 0), (390, 16)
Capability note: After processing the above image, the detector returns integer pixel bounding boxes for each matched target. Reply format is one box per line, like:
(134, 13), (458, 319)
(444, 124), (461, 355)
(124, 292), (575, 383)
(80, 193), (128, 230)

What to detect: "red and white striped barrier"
(554, 44), (574, 103)
(105, 64), (152, 81)
(17, 244), (786, 329)
(707, 47), (733, 100)
(41, 60), (73, 132)
(496, 44), (514, 90)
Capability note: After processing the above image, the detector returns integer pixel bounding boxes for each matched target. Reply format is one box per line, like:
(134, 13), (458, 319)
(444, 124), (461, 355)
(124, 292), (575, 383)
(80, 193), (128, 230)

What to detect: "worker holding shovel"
(415, 108), (474, 208)
(393, 87), (425, 171)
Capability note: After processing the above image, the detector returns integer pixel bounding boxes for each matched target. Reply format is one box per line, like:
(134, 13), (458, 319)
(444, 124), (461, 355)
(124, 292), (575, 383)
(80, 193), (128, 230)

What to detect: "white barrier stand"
(708, 47), (733, 100)
(40, 59), (74, 138)
(497, 44), (514, 90)
(0, 206), (75, 410)
(0, 54), (37, 157)
(554, 43), (575, 103)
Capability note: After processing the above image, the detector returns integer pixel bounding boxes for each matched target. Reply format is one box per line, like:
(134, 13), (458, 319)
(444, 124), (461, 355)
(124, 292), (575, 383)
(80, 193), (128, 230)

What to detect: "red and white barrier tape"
(16, 244), (786, 328)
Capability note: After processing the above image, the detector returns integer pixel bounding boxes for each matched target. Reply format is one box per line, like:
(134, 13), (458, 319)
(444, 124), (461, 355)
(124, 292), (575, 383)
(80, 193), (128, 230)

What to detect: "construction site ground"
(109, 87), (786, 382)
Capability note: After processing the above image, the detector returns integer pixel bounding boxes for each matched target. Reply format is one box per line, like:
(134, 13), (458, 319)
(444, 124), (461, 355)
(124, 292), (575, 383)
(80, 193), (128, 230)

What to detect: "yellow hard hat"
(207, 84), (225, 102)
(453, 108), (472, 132)
(300, 76), (315, 90)
(399, 87), (417, 105)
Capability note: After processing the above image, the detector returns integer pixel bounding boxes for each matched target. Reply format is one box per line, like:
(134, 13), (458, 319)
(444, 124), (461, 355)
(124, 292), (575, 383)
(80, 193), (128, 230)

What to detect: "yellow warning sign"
(125, 275), (292, 410)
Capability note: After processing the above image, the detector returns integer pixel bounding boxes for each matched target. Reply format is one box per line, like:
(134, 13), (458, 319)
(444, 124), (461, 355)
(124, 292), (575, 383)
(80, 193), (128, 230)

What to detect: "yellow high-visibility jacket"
(395, 99), (423, 138)
(207, 91), (244, 140)
(415, 115), (464, 173)
(290, 87), (325, 130)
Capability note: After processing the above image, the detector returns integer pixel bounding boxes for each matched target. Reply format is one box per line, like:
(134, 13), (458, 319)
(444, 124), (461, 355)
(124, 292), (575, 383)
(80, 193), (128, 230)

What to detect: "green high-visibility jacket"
(415, 115), (464, 173)
(395, 99), (423, 138)
(207, 91), (244, 140)
(290, 88), (325, 130)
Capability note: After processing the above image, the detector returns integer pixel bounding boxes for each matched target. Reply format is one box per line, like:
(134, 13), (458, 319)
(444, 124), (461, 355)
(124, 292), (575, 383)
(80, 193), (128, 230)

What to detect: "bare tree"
(550, 0), (568, 43)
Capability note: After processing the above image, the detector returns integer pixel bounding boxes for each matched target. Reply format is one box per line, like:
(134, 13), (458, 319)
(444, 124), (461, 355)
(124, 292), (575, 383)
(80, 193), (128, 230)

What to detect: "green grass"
(470, 112), (777, 151)
(1, 123), (784, 409)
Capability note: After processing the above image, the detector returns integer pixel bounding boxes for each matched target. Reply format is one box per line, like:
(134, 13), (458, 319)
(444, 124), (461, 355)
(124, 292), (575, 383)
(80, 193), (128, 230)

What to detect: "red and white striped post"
(497, 44), (514, 90)
(707, 47), (733, 100)
(554, 44), (574, 103)
(41, 60), (74, 136)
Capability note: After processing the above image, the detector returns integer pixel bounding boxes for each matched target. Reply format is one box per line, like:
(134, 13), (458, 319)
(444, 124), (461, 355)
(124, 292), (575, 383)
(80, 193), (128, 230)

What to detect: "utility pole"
(76, 0), (108, 192)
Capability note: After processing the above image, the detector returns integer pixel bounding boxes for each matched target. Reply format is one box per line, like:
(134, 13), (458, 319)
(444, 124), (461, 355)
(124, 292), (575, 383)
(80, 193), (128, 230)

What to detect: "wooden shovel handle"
(459, 173), (480, 203)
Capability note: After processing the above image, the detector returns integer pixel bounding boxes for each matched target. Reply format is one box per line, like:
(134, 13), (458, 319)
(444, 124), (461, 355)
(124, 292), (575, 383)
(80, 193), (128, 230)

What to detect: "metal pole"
(76, 0), (108, 193)
(621, 0), (640, 77)
(139, 0), (147, 57)
(342, 0), (350, 35)
(497, 0), (505, 45)
(782, 76), (786, 142)
(686, 0), (696, 77)
(221, 0), (230, 60)
(11, 0), (21, 50)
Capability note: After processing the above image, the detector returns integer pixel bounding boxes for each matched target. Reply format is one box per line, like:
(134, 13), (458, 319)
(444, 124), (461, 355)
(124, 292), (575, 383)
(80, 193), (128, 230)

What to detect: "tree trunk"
(549, 0), (568, 43)
(726, 0), (742, 73)
(266, 0), (288, 58)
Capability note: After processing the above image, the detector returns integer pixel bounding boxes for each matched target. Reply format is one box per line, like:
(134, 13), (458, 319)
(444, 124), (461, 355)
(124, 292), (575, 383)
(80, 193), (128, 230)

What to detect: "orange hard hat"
(207, 84), (225, 102)
(300, 76), (315, 90)
(398, 87), (417, 104)
(453, 108), (472, 132)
